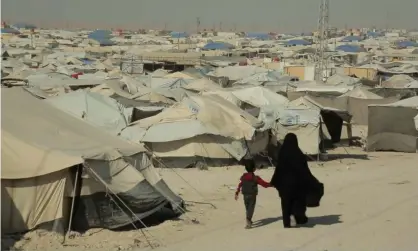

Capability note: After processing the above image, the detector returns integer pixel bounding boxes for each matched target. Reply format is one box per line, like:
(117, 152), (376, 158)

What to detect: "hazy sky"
(2, 0), (418, 32)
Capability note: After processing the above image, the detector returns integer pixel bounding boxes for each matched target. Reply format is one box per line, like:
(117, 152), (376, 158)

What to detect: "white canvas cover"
(46, 90), (133, 136)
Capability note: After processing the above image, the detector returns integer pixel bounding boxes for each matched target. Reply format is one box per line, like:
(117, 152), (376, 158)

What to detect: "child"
(235, 159), (271, 229)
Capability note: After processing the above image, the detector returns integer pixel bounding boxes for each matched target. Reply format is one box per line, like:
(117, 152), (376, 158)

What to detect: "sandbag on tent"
(1, 87), (182, 234)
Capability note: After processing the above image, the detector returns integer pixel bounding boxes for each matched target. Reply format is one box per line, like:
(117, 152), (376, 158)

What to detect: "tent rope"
(143, 145), (217, 209)
(83, 163), (162, 249)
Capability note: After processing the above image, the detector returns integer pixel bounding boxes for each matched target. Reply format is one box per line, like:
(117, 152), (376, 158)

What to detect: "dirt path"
(11, 151), (418, 251)
(146, 151), (418, 251)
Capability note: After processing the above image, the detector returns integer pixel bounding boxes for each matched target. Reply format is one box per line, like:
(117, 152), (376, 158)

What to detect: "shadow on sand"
(303, 214), (342, 228)
(251, 217), (282, 228)
(252, 214), (342, 229)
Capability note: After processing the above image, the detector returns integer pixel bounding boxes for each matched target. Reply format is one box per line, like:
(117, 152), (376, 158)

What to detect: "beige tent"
(182, 78), (222, 92)
(367, 96), (418, 153)
(162, 71), (195, 80)
(120, 95), (267, 164)
(1, 87), (182, 233)
(291, 87), (397, 126)
(338, 86), (399, 125)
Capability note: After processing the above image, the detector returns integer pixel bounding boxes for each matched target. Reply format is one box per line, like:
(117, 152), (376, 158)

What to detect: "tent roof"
(336, 44), (366, 53)
(1, 87), (145, 179)
(123, 94), (263, 142)
(372, 96), (418, 108)
(340, 86), (382, 99)
(182, 78), (222, 92)
(203, 42), (235, 50)
(230, 86), (289, 107)
(45, 90), (133, 135)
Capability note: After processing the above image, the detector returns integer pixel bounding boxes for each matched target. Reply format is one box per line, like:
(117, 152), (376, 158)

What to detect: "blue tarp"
(1, 28), (20, 34)
(285, 39), (312, 46)
(367, 31), (382, 38)
(336, 44), (366, 53)
(203, 42), (234, 50)
(88, 30), (115, 46)
(81, 59), (95, 65)
(170, 31), (188, 38)
(396, 41), (418, 48)
(246, 32), (270, 40)
(12, 23), (36, 29)
(88, 30), (113, 39)
(95, 38), (116, 46)
(341, 36), (364, 42)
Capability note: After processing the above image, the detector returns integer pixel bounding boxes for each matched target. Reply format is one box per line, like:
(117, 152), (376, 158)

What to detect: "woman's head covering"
(281, 133), (299, 152)
(277, 133), (305, 168)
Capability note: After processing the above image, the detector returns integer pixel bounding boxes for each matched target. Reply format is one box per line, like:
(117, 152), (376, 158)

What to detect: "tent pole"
(144, 145), (217, 209)
(63, 165), (81, 243)
(83, 163), (160, 249)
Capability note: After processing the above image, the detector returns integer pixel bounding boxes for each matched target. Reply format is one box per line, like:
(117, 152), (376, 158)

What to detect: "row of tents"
(1, 87), (183, 234)
(2, 72), (417, 235)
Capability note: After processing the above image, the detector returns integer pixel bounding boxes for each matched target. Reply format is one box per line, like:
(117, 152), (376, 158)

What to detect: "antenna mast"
(315, 0), (329, 81)
(196, 17), (201, 34)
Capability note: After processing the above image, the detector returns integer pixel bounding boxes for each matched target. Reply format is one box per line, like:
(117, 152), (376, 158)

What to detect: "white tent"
(46, 90), (133, 135)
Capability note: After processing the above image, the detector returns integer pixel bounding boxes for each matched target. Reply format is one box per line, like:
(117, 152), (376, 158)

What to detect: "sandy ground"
(5, 147), (418, 251)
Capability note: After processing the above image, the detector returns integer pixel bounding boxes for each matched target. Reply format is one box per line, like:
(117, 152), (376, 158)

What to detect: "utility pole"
(196, 17), (200, 34)
(314, 0), (329, 82)
(219, 22), (223, 32)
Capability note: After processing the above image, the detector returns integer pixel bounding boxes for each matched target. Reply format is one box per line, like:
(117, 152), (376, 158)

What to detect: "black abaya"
(270, 133), (316, 227)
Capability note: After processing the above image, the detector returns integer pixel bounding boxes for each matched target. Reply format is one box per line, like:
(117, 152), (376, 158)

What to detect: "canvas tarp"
(182, 78), (222, 92)
(1, 87), (182, 233)
(46, 90), (133, 136)
(70, 153), (183, 231)
(122, 95), (263, 142)
(207, 65), (269, 81)
(292, 92), (396, 126)
(120, 95), (266, 161)
(145, 131), (269, 160)
(229, 86), (289, 108)
(367, 96), (418, 153)
(1, 87), (142, 179)
(267, 106), (321, 155)
(1, 169), (70, 234)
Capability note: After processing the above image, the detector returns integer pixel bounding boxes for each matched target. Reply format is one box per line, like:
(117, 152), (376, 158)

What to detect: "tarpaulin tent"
(367, 96), (418, 153)
(46, 90), (133, 136)
(120, 95), (267, 167)
(1, 87), (182, 234)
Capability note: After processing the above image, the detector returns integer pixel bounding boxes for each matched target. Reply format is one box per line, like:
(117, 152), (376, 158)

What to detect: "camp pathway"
(146, 152), (418, 251)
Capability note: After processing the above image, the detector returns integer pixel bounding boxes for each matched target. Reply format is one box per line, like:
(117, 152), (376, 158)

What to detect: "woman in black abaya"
(270, 133), (316, 228)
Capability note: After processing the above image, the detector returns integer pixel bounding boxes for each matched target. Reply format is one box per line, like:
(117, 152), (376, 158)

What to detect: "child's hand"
(234, 193), (239, 200)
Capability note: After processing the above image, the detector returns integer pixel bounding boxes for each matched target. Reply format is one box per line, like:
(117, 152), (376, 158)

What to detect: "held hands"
(234, 192), (239, 200)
